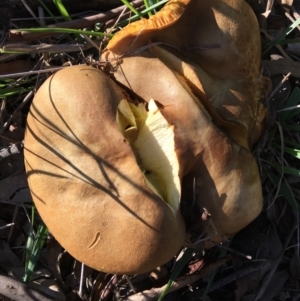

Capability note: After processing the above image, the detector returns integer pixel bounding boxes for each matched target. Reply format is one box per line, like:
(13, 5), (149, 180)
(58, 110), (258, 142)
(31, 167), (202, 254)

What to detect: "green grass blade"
(120, 0), (142, 17)
(272, 143), (300, 159)
(53, 0), (71, 21)
(0, 87), (32, 98)
(143, 0), (153, 17)
(23, 223), (49, 283)
(268, 161), (300, 177)
(283, 147), (300, 159)
(15, 27), (110, 37)
(158, 248), (194, 301)
(118, 0), (168, 26)
(24, 207), (35, 279)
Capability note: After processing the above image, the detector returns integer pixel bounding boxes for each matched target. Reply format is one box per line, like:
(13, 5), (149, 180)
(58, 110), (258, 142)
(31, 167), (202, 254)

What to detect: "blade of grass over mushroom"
(143, 0), (152, 16)
(117, 0), (168, 26)
(148, 0), (159, 13)
(120, 0), (142, 17)
(53, 0), (71, 21)
(157, 248), (194, 301)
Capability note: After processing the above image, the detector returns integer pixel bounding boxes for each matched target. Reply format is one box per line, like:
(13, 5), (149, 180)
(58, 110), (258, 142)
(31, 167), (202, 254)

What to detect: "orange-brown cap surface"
(24, 65), (185, 274)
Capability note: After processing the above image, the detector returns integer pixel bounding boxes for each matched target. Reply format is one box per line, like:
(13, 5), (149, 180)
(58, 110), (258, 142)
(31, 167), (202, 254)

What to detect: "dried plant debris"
(0, 0), (300, 300)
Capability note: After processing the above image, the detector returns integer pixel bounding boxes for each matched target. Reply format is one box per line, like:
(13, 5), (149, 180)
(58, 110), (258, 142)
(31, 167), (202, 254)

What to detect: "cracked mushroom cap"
(109, 50), (264, 244)
(24, 65), (186, 275)
(105, 0), (270, 149)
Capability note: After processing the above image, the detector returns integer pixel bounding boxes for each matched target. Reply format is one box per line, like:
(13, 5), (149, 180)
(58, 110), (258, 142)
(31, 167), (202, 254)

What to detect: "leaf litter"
(1, 0), (300, 300)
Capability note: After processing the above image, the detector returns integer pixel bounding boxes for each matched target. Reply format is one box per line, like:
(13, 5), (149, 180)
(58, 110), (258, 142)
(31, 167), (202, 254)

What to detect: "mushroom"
(102, 0), (270, 243)
(24, 65), (185, 274)
(105, 0), (270, 149)
(24, 0), (269, 275)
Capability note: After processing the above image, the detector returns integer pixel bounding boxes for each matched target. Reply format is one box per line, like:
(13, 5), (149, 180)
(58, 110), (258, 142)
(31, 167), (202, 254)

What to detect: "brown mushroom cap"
(109, 51), (263, 243)
(105, 0), (270, 149)
(24, 65), (185, 274)
(101, 0), (269, 242)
